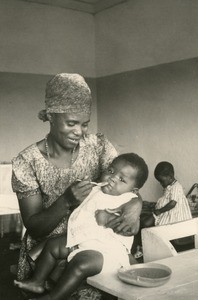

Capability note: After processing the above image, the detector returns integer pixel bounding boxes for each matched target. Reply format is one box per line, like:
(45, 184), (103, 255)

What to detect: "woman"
(12, 73), (141, 298)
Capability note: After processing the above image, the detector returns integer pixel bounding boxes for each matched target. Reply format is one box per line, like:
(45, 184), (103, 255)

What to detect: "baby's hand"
(95, 210), (117, 226)
(154, 209), (161, 216)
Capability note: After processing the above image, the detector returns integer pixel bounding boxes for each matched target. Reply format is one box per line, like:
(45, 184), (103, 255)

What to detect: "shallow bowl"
(117, 263), (172, 287)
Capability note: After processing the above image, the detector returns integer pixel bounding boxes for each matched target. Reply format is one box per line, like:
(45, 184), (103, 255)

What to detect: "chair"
(142, 217), (198, 262)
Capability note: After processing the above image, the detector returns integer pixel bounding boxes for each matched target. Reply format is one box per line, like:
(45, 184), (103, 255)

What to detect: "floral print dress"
(12, 133), (117, 285)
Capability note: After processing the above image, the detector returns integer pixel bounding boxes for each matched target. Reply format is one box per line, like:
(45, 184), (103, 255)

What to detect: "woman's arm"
(154, 200), (177, 216)
(19, 180), (93, 239)
(105, 196), (142, 236)
(18, 193), (69, 239)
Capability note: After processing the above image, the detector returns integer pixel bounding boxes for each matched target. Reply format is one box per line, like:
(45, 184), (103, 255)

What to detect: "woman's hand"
(68, 179), (93, 205)
(105, 197), (142, 236)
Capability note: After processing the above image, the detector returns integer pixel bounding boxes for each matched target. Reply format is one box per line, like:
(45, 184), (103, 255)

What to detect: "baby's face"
(101, 159), (138, 196)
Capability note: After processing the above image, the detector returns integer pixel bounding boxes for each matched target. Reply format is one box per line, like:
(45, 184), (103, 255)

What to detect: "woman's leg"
(14, 235), (68, 294)
(32, 250), (104, 300)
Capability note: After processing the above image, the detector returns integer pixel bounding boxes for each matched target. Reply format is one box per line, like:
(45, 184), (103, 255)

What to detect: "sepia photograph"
(0, 1), (198, 299)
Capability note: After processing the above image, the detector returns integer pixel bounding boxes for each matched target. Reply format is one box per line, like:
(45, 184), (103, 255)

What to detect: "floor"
(0, 233), (24, 300)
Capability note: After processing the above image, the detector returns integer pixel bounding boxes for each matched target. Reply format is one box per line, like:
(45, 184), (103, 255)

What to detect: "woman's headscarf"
(38, 73), (92, 122)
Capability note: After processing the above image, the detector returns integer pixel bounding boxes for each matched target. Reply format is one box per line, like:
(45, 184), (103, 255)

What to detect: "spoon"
(76, 179), (108, 187)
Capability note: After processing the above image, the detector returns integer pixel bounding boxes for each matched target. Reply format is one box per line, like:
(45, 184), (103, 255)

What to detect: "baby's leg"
(14, 235), (68, 294)
(44, 250), (103, 300)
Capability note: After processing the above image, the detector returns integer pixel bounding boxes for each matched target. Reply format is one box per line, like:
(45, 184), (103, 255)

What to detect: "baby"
(14, 153), (148, 300)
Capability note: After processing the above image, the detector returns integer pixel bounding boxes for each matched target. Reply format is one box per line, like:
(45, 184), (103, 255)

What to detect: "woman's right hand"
(69, 179), (93, 204)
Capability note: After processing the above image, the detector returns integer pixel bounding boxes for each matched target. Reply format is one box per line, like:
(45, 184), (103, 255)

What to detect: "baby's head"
(101, 153), (148, 196)
(154, 161), (175, 188)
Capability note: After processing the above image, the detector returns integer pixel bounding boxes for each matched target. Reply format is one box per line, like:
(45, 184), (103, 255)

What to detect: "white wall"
(95, 0), (198, 200)
(95, 0), (198, 76)
(0, 0), (95, 77)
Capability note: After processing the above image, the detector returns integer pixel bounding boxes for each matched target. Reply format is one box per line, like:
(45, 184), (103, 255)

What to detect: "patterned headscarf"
(38, 73), (92, 121)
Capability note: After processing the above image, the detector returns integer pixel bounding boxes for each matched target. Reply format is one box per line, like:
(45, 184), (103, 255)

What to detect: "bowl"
(117, 263), (172, 287)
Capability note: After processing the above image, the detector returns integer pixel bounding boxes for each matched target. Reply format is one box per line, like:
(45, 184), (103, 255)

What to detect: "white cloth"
(155, 181), (192, 226)
(66, 187), (136, 272)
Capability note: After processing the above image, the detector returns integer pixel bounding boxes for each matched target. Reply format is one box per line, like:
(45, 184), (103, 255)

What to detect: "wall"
(97, 58), (198, 200)
(0, 0), (95, 76)
(95, 0), (198, 200)
(95, 0), (198, 77)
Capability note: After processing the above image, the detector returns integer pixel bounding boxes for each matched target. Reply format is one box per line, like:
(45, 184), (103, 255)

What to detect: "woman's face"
(50, 112), (90, 150)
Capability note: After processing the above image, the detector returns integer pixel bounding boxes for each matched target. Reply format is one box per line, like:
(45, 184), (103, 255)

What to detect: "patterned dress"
(154, 180), (192, 226)
(12, 133), (117, 288)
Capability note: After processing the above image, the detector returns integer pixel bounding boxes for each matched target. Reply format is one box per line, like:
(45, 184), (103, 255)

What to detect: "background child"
(134, 161), (192, 259)
(143, 161), (192, 227)
(14, 153), (148, 300)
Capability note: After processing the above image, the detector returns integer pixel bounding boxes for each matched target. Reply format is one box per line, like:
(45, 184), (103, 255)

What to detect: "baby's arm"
(154, 200), (177, 216)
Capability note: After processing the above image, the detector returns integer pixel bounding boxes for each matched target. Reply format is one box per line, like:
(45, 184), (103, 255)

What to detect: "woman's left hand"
(105, 196), (142, 236)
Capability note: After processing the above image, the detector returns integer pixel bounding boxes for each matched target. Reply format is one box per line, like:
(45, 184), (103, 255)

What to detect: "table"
(87, 250), (198, 300)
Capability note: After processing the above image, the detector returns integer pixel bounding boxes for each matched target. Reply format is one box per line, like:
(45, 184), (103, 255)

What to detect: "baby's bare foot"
(14, 279), (45, 294)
